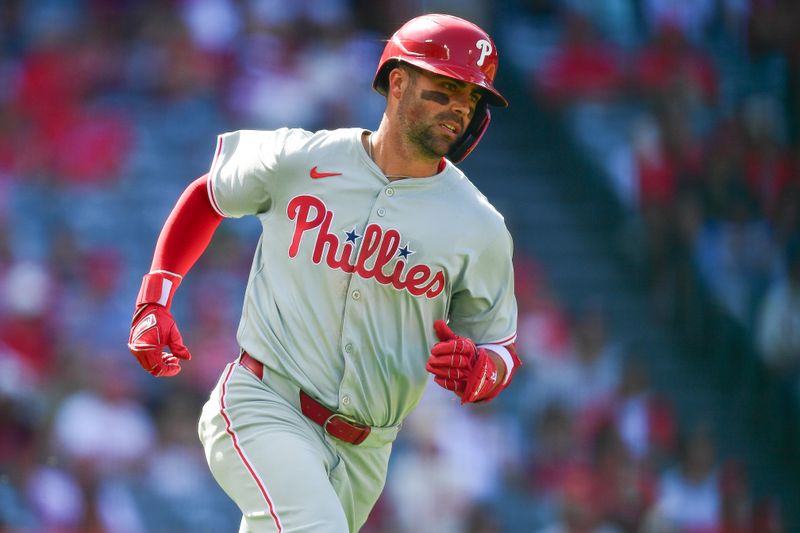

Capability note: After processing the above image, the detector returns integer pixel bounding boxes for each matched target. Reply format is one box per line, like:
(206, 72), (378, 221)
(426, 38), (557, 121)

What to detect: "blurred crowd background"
(0, 0), (798, 532)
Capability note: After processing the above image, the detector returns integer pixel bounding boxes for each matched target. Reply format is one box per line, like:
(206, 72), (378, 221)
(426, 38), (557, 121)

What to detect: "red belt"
(239, 352), (371, 446)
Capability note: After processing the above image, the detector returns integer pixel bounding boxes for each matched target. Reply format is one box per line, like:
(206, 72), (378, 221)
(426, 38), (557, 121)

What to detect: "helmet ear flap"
(447, 102), (490, 163)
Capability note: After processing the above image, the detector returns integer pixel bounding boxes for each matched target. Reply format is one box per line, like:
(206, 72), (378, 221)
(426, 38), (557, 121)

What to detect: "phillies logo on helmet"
(286, 195), (446, 299)
(475, 39), (492, 67)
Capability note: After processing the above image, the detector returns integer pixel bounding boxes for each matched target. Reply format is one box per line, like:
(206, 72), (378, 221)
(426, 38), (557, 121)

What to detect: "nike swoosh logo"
(310, 166), (342, 179)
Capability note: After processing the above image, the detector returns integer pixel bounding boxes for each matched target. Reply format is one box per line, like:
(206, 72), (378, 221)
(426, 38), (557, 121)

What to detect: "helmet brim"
(374, 57), (509, 108)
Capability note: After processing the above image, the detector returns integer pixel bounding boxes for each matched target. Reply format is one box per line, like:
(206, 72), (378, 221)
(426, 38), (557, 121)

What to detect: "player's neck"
(366, 126), (441, 180)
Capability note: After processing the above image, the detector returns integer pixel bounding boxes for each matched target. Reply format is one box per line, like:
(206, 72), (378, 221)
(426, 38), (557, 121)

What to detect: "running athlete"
(128, 13), (521, 533)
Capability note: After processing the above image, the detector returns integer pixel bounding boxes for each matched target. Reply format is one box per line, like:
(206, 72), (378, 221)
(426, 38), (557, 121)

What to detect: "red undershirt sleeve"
(149, 174), (224, 276)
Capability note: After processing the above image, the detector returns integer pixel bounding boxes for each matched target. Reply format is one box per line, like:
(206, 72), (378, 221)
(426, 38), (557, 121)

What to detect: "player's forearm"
(150, 174), (224, 276)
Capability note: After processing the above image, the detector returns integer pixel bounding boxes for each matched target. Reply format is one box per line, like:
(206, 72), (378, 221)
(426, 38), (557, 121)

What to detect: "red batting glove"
(426, 320), (498, 404)
(127, 272), (191, 377)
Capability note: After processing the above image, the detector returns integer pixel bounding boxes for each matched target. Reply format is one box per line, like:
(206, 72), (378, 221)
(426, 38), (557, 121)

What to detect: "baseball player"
(128, 13), (521, 533)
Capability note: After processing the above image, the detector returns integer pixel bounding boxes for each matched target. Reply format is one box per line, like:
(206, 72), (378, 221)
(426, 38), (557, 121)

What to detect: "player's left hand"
(128, 303), (192, 377)
(426, 320), (498, 404)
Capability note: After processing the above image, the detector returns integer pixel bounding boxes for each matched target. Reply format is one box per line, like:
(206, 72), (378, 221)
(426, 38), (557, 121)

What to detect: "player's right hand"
(128, 303), (191, 377)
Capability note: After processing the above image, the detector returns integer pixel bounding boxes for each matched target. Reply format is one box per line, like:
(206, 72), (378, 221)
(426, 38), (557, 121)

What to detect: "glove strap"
(136, 270), (182, 309)
(471, 343), (521, 403)
(478, 344), (516, 386)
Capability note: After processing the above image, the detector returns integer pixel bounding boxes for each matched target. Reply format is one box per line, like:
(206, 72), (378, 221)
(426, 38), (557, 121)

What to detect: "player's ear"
(387, 65), (414, 99)
(387, 68), (404, 99)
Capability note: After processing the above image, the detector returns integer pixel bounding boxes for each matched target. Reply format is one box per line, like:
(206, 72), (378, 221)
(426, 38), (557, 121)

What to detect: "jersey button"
(344, 343), (353, 353)
(341, 395), (351, 406)
(352, 290), (361, 300)
(377, 207), (386, 217)
(385, 188), (395, 197)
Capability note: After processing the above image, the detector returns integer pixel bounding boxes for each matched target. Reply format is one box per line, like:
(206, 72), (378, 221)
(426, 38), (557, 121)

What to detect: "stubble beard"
(408, 124), (449, 159)
(398, 92), (454, 160)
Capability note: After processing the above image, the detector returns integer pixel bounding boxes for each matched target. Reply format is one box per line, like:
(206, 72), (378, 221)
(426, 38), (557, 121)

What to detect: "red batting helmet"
(373, 14), (508, 162)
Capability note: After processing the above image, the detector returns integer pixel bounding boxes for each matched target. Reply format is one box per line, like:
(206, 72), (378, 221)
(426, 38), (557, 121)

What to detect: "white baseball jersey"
(207, 127), (517, 428)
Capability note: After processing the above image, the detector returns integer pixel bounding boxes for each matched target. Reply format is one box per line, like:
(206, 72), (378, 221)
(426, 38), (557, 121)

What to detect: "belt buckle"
(323, 413), (370, 445)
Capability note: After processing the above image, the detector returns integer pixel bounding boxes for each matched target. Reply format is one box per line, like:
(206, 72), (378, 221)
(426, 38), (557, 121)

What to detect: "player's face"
(397, 69), (483, 159)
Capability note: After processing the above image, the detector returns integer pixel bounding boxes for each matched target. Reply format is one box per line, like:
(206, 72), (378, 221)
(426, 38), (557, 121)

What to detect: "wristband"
(136, 270), (182, 309)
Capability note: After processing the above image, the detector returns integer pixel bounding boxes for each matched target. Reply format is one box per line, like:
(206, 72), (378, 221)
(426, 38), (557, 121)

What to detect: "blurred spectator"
(15, 28), (85, 142)
(621, 113), (685, 313)
(126, 3), (227, 101)
(0, 260), (56, 380)
(49, 358), (156, 532)
(515, 254), (571, 366)
(756, 237), (800, 392)
(589, 423), (658, 532)
(0, 353), (40, 530)
(751, 496), (785, 533)
(142, 386), (238, 532)
(0, 104), (24, 179)
(463, 502), (504, 533)
(695, 187), (781, 324)
(631, 114), (678, 211)
(57, 247), (131, 357)
(14, 21), (134, 185)
(702, 116), (748, 223)
(52, 359), (156, 474)
(226, 30), (321, 128)
(178, 0), (242, 55)
(534, 11), (625, 106)
(770, 172), (799, 250)
(525, 401), (583, 524)
(535, 465), (623, 533)
(387, 387), (522, 533)
(48, 226), (85, 285)
(633, 22), (717, 111)
(51, 106), (134, 186)
(649, 423), (721, 533)
(641, 0), (716, 44)
(0, 356), (38, 474)
(387, 397), (468, 533)
(748, 0), (800, 142)
(740, 95), (795, 221)
(720, 0), (753, 44)
(580, 351), (677, 469)
(22, 463), (88, 532)
(665, 188), (708, 325)
(530, 297), (622, 416)
(434, 400), (523, 506)
(561, 0), (639, 48)
(717, 459), (753, 533)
